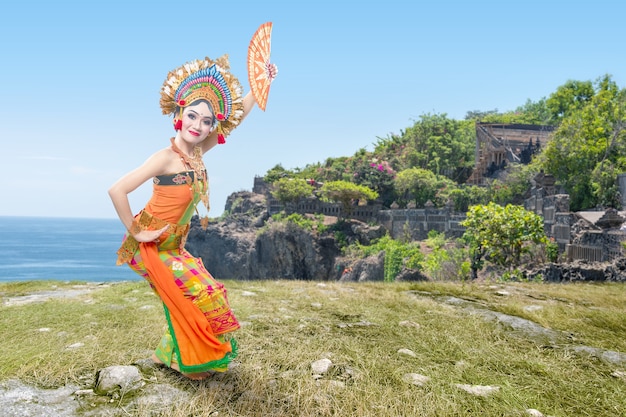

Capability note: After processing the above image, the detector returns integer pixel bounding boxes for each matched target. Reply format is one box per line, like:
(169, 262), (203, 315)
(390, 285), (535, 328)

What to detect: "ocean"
(0, 216), (141, 283)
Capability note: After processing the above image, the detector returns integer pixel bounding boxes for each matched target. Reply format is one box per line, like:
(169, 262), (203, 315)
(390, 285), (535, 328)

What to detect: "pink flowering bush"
(351, 157), (397, 207)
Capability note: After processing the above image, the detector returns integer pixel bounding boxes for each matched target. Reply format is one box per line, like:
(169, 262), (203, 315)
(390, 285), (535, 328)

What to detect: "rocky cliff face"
(185, 191), (387, 281)
(527, 258), (626, 282)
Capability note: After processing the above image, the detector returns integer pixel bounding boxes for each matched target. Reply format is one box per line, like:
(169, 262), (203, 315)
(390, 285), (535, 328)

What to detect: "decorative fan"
(247, 22), (273, 111)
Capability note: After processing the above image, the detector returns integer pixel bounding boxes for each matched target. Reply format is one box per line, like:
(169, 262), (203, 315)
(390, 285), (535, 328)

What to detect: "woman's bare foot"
(181, 371), (210, 380)
(151, 354), (210, 380)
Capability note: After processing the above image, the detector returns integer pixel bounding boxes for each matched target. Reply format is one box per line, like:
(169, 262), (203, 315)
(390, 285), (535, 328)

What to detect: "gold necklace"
(170, 137), (210, 229)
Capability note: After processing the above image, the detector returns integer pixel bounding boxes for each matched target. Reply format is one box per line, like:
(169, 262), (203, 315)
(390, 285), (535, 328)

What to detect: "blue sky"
(1, 0), (624, 219)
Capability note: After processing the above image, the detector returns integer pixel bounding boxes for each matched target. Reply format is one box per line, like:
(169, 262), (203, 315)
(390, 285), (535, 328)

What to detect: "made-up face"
(179, 101), (215, 145)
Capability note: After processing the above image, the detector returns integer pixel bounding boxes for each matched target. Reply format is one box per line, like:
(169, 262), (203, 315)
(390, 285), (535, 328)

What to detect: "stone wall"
(525, 191), (571, 249)
(565, 229), (626, 263)
(258, 174), (466, 239)
(266, 194), (381, 223)
(377, 208), (466, 240)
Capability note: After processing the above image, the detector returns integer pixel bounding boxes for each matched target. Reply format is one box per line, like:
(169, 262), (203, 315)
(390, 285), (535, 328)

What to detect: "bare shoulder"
(143, 147), (181, 175)
(147, 147), (176, 164)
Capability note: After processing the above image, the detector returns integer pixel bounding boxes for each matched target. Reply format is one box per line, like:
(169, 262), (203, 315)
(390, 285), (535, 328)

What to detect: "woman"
(109, 54), (276, 380)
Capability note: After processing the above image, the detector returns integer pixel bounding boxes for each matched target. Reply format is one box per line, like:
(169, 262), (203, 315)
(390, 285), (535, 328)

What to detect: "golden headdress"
(160, 55), (244, 143)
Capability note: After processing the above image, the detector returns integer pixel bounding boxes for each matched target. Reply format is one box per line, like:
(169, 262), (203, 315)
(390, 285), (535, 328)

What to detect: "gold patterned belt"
(116, 210), (190, 265)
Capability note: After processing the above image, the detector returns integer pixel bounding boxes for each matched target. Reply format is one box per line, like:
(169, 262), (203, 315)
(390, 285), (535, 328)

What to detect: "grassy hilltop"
(1, 279), (625, 416)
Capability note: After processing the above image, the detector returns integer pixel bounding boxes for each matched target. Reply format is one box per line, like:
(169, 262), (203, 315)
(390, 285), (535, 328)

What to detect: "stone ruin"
(525, 171), (626, 263)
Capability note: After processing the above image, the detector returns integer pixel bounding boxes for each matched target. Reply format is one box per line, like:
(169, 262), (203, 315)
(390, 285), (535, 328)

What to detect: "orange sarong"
(117, 170), (238, 373)
(139, 242), (234, 372)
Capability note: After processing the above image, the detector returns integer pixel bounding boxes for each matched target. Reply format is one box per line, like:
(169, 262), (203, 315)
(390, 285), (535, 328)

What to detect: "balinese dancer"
(109, 54), (277, 380)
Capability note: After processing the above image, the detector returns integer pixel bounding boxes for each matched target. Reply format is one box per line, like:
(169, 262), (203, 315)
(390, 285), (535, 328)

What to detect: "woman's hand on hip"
(132, 225), (170, 244)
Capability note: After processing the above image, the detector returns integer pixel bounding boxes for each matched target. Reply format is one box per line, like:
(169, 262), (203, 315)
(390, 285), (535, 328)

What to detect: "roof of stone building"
(576, 210), (626, 228)
(476, 123), (556, 132)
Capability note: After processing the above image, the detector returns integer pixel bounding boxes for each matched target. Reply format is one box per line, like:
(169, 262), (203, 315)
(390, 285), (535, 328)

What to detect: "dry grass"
(1, 279), (625, 416)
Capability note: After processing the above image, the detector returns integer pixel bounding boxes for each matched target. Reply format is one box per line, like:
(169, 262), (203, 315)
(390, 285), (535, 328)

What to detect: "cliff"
(185, 191), (391, 281)
(186, 191), (626, 283)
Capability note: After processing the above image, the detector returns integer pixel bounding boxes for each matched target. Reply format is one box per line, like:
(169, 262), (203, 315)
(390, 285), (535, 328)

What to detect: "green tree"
(318, 181), (378, 217)
(375, 113), (475, 182)
(270, 178), (315, 206)
(546, 79), (594, 124)
(513, 98), (554, 125)
(292, 162), (323, 182)
(319, 156), (353, 182)
(264, 164), (291, 183)
(465, 109), (499, 120)
(484, 161), (540, 206)
(351, 234), (424, 282)
(351, 156), (397, 208)
(591, 161), (622, 209)
(467, 100), (553, 125)
(461, 203), (548, 279)
(394, 167), (454, 208)
(507, 162), (542, 197)
(447, 185), (489, 212)
(541, 75), (626, 210)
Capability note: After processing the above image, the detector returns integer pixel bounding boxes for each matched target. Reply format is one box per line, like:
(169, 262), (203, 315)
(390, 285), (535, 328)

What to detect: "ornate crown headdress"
(160, 55), (244, 144)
